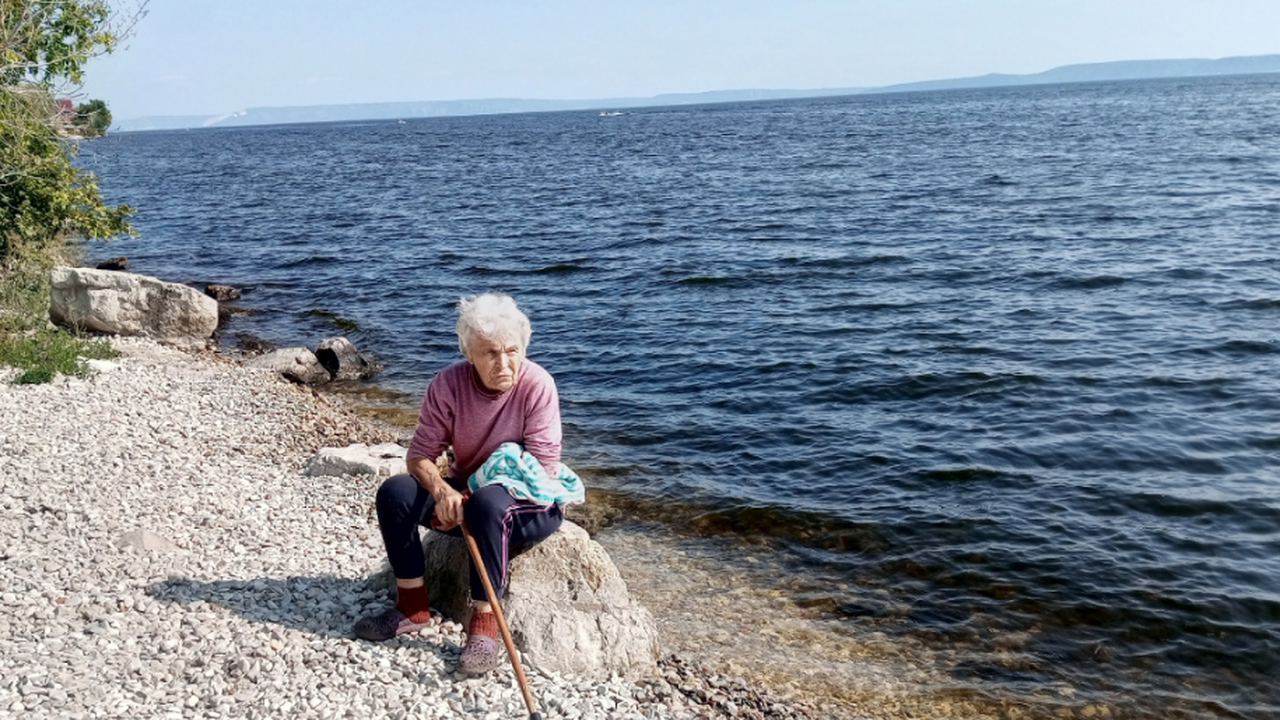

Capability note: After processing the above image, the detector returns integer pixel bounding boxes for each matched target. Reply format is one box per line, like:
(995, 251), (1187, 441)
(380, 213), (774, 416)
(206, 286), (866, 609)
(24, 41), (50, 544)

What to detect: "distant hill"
(115, 54), (1280, 132)
(877, 54), (1280, 93)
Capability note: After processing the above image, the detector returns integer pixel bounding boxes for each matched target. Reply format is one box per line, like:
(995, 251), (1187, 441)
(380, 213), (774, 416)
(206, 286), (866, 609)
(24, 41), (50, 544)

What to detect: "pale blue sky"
(84, 0), (1280, 120)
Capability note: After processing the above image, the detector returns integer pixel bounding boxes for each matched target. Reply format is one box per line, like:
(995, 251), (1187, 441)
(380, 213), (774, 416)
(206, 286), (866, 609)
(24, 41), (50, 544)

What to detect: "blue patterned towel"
(467, 442), (585, 507)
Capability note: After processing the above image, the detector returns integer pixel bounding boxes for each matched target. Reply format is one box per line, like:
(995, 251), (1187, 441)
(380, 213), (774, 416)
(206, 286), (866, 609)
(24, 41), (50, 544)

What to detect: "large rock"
(314, 336), (382, 381)
(244, 347), (331, 384)
(48, 266), (218, 349)
(423, 521), (660, 680)
(305, 443), (407, 477)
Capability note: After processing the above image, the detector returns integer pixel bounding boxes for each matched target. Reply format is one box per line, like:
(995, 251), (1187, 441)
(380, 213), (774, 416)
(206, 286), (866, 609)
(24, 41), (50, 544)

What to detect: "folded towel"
(467, 442), (585, 508)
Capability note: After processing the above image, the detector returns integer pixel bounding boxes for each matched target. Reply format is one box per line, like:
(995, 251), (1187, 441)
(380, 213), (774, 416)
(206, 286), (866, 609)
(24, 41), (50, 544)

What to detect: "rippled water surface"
(83, 75), (1280, 718)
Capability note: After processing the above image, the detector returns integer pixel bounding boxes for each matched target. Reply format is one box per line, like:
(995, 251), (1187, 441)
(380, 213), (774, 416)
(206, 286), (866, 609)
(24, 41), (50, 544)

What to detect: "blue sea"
(81, 74), (1280, 719)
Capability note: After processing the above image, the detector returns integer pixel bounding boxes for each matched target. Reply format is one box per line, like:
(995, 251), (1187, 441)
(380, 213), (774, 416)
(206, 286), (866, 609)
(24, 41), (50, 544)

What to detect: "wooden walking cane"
(461, 520), (544, 720)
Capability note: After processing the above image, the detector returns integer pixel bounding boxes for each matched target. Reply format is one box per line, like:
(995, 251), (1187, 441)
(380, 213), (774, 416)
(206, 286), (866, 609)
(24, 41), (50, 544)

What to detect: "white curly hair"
(455, 293), (532, 355)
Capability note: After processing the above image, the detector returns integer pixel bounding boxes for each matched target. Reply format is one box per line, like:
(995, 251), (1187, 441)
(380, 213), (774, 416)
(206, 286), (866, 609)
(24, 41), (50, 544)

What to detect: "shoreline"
(243, 344), (1025, 719)
(0, 336), (864, 719)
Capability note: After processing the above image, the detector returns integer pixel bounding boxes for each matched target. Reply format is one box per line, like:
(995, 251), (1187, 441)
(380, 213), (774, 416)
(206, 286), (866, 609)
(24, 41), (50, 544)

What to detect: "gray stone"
(204, 284), (241, 301)
(48, 267), (218, 350)
(423, 521), (660, 681)
(244, 347), (330, 384)
(304, 443), (407, 477)
(314, 337), (382, 381)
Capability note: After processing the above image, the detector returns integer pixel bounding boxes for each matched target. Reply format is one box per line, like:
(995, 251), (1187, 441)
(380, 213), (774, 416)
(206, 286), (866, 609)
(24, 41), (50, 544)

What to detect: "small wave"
(1217, 297), (1280, 311)
(306, 308), (361, 332)
(757, 359), (819, 375)
(1048, 274), (1127, 290)
(464, 260), (592, 275)
(1121, 491), (1280, 526)
(1173, 339), (1280, 358)
(673, 275), (750, 287)
(533, 262), (590, 274)
(924, 467), (1008, 483)
(281, 255), (339, 268)
(1217, 339), (1279, 355)
(1164, 267), (1217, 281)
(833, 370), (1046, 404)
(778, 253), (907, 270)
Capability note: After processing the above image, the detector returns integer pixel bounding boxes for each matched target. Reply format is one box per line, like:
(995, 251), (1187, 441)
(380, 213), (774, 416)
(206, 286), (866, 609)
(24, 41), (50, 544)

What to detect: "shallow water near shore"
(82, 73), (1280, 719)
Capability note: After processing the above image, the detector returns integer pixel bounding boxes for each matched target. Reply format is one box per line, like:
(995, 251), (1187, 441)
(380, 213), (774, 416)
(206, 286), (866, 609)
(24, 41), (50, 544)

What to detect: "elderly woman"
(355, 293), (581, 674)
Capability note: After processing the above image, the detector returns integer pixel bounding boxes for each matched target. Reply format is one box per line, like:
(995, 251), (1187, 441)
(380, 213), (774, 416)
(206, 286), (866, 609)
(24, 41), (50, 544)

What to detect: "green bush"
(1, 1), (145, 383)
(0, 324), (118, 383)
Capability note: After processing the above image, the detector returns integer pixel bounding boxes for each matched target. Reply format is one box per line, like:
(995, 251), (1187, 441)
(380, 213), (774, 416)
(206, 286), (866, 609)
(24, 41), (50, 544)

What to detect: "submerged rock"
(204, 283), (241, 301)
(95, 256), (129, 271)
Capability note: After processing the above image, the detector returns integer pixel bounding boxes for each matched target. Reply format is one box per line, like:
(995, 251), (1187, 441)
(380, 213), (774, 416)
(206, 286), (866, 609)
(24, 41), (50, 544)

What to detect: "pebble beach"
(0, 337), (863, 720)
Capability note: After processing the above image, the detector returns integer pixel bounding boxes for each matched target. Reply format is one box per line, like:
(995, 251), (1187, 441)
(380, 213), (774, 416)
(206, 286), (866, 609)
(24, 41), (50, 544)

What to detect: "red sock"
(468, 610), (498, 639)
(395, 585), (432, 624)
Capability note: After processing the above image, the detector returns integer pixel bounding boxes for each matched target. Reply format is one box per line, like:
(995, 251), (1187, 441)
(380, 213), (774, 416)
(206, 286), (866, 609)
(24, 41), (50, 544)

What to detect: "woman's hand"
(431, 484), (465, 530)
(408, 455), (464, 530)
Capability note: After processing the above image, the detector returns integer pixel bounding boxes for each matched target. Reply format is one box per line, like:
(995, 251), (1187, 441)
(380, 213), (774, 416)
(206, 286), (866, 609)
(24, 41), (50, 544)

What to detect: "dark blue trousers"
(374, 473), (564, 602)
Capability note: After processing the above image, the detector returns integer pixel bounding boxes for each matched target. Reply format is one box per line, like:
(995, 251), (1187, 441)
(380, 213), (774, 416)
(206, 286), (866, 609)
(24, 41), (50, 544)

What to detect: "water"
(80, 74), (1280, 718)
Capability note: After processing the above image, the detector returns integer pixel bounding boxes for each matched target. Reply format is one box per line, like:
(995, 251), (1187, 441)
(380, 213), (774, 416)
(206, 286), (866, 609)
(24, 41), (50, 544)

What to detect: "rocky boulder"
(204, 283), (241, 301)
(96, 256), (129, 271)
(49, 266), (218, 350)
(315, 336), (382, 381)
(244, 347), (331, 384)
(422, 521), (660, 681)
(305, 443), (407, 477)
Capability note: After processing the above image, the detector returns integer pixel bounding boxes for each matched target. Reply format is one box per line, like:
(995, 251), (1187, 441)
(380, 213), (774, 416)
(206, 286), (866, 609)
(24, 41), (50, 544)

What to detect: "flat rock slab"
(305, 443), (408, 477)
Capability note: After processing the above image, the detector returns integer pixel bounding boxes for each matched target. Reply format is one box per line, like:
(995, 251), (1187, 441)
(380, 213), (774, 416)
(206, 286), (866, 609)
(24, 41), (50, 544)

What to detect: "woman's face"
(465, 335), (524, 392)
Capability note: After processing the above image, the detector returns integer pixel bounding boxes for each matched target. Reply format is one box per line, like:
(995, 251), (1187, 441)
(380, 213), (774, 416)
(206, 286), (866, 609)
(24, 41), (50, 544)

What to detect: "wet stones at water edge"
(48, 266), (218, 350)
(95, 256), (129, 271)
(643, 655), (844, 720)
(244, 337), (382, 385)
(204, 283), (241, 301)
(234, 333), (273, 355)
(315, 336), (384, 381)
(243, 347), (331, 384)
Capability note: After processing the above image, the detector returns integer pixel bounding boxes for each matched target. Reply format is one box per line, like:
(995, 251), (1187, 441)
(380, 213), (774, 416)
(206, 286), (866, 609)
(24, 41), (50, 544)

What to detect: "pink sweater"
(406, 359), (562, 480)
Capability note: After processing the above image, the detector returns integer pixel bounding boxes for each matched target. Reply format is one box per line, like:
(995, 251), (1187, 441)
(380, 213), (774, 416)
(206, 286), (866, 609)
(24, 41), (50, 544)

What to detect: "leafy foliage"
(1, 87), (133, 261)
(1, 1), (144, 382)
(1, 0), (118, 87)
(1, 1), (142, 266)
(74, 96), (109, 135)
